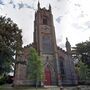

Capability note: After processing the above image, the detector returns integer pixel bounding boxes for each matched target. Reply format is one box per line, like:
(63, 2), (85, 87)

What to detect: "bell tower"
(34, 2), (60, 85)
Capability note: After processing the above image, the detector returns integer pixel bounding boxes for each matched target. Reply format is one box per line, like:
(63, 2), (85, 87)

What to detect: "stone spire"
(66, 37), (71, 54)
(38, 1), (40, 10)
(49, 4), (51, 11)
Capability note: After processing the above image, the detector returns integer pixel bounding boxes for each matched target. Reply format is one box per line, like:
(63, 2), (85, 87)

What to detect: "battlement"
(57, 46), (67, 54)
(23, 43), (33, 49)
(37, 1), (51, 12)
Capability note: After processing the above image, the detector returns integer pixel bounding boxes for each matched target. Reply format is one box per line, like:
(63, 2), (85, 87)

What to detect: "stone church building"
(14, 2), (77, 86)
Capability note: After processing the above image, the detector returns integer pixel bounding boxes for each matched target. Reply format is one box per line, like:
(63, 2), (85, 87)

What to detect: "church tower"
(34, 2), (60, 85)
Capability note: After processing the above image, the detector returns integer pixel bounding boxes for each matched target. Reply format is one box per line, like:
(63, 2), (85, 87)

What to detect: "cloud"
(8, 0), (36, 10)
(13, 4), (16, 8)
(9, 0), (13, 4)
(18, 2), (24, 9)
(58, 43), (65, 50)
(79, 13), (84, 18)
(74, 3), (80, 7)
(8, 0), (15, 8)
(57, 0), (61, 1)
(85, 21), (90, 29)
(57, 38), (62, 43)
(72, 21), (90, 32)
(0, 0), (4, 5)
(72, 23), (88, 32)
(72, 23), (84, 30)
(24, 4), (35, 10)
(25, 4), (31, 8)
(0, 0), (16, 9)
(56, 16), (62, 23)
(78, 11), (88, 18)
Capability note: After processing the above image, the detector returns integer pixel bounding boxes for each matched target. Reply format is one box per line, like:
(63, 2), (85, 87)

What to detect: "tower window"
(43, 16), (48, 25)
(42, 36), (52, 53)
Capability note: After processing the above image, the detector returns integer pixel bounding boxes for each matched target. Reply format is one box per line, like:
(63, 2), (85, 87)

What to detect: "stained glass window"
(42, 36), (52, 53)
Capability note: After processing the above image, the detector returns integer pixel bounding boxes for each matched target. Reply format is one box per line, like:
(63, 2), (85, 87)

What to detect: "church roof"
(57, 46), (67, 54)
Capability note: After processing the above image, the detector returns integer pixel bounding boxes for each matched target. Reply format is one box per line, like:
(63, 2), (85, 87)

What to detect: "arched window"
(43, 16), (48, 25)
(42, 36), (52, 53)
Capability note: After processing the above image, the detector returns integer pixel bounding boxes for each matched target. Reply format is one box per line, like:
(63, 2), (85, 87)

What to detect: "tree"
(72, 40), (90, 84)
(0, 16), (22, 76)
(78, 61), (87, 81)
(27, 47), (44, 86)
(72, 40), (90, 67)
(75, 40), (90, 55)
(75, 60), (90, 84)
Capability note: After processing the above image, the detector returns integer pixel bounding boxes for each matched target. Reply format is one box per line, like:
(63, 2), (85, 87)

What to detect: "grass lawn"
(0, 85), (90, 90)
(0, 85), (60, 90)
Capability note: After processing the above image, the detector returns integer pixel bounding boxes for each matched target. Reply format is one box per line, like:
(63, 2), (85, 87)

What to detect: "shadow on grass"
(0, 85), (48, 90)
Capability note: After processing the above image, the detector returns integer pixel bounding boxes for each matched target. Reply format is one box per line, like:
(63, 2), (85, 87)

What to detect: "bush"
(0, 76), (7, 85)
(6, 76), (13, 84)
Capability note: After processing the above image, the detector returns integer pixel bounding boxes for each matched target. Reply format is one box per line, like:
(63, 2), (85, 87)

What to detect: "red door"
(44, 68), (51, 85)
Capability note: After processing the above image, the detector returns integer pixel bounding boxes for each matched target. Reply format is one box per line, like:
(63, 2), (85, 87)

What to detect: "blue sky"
(0, 0), (90, 49)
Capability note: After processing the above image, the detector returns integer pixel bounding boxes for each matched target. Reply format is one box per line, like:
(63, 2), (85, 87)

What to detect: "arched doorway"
(44, 67), (51, 85)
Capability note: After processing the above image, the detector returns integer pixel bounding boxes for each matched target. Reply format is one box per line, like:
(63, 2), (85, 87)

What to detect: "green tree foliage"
(73, 40), (90, 83)
(0, 16), (22, 76)
(73, 40), (90, 67)
(75, 60), (90, 83)
(75, 40), (90, 55)
(77, 61), (87, 81)
(27, 48), (44, 82)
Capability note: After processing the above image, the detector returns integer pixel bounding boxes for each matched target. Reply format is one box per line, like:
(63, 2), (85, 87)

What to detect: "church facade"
(14, 2), (77, 86)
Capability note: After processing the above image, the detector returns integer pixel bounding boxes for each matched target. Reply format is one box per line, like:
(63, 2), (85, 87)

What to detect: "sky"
(0, 0), (90, 50)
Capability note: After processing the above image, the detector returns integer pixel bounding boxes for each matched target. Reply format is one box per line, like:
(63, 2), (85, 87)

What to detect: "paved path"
(0, 85), (90, 90)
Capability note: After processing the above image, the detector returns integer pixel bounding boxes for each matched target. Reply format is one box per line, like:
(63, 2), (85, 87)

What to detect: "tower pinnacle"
(49, 4), (51, 11)
(38, 1), (40, 10)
